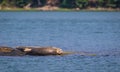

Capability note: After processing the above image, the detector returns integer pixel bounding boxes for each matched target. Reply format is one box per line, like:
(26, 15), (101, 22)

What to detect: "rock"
(16, 46), (63, 56)
(0, 46), (25, 56)
(0, 46), (13, 52)
(1, 46), (120, 56)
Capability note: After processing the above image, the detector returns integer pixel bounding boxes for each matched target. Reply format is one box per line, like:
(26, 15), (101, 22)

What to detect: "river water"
(0, 12), (120, 72)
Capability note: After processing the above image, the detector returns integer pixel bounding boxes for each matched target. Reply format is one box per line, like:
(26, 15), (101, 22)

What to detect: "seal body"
(16, 46), (63, 56)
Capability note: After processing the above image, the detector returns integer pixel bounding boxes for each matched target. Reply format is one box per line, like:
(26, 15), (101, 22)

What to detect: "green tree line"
(0, 0), (120, 9)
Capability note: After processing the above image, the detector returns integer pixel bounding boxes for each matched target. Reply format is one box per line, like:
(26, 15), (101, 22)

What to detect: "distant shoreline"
(0, 7), (120, 12)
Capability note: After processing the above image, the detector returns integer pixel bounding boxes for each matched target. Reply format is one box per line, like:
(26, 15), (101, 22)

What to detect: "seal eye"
(24, 48), (32, 52)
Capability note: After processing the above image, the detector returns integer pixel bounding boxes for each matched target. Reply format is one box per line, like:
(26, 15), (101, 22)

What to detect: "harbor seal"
(16, 46), (63, 56)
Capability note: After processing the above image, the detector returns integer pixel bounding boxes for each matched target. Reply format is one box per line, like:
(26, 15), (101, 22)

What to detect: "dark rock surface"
(0, 46), (25, 56)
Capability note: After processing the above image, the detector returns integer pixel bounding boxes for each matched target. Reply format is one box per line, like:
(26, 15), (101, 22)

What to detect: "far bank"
(0, 7), (120, 12)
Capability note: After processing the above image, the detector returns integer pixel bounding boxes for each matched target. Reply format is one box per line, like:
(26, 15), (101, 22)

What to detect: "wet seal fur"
(16, 46), (63, 56)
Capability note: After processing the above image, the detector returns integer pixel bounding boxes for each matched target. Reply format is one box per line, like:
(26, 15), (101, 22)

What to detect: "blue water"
(0, 12), (120, 72)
